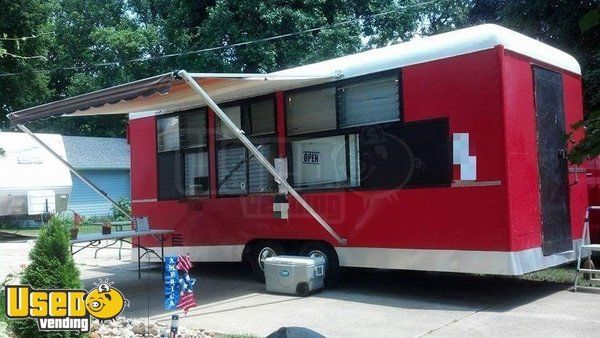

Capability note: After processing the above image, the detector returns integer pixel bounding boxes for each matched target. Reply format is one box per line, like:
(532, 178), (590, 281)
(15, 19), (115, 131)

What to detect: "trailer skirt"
(133, 242), (578, 276)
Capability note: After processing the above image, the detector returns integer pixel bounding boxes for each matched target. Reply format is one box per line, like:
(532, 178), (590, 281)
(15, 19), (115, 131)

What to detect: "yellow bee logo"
(84, 282), (128, 321)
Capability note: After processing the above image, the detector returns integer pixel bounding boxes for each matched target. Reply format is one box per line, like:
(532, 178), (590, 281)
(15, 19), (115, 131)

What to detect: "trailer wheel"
(250, 240), (284, 283)
(299, 242), (340, 288)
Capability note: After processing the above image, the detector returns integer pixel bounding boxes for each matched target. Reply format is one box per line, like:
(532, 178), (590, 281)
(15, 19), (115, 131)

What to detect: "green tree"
(0, 0), (471, 137)
(28, 0), (162, 137)
(0, 0), (54, 131)
(8, 217), (82, 338)
(466, 0), (599, 163)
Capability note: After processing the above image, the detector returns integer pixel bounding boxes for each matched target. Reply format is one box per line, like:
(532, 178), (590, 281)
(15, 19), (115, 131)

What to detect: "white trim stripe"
(129, 111), (158, 120)
(335, 241), (579, 276)
(135, 242), (578, 276)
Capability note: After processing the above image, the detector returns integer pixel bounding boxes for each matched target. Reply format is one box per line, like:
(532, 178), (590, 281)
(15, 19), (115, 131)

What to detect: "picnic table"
(70, 229), (174, 279)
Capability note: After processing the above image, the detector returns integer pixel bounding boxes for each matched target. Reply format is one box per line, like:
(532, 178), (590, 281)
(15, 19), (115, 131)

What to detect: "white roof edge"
(129, 110), (158, 120)
(187, 73), (334, 80)
(271, 24), (581, 78)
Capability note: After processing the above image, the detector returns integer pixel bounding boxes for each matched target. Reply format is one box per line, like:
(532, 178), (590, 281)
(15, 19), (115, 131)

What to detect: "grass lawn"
(519, 259), (600, 286)
(0, 224), (103, 238)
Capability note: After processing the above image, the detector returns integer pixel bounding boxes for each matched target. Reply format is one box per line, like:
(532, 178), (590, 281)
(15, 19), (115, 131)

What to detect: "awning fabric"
(6, 72), (331, 127)
(7, 73), (174, 126)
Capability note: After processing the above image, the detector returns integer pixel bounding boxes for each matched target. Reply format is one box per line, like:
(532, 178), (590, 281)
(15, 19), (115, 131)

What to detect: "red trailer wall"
(130, 49), (515, 252)
(129, 47), (585, 255)
(501, 49), (587, 251)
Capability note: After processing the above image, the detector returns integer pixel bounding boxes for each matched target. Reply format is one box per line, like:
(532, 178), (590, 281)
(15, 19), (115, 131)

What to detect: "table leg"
(137, 237), (141, 280)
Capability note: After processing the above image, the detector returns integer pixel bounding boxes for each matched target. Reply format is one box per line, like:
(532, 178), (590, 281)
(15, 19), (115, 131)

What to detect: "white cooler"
(264, 255), (326, 296)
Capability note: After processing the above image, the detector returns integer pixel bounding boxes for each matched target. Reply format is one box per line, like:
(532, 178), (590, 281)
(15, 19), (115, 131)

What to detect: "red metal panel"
(501, 49), (543, 251)
(502, 50), (587, 250)
(276, 91), (286, 158)
(563, 72), (588, 240)
(584, 158), (600, 242)
(402, 49), (511, 250)
(207, 108), (217, 199)
(129, 116), (157, 201)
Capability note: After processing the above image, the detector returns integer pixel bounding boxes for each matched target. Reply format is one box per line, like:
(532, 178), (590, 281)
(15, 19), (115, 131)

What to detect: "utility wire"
(0, 0), (437, 78)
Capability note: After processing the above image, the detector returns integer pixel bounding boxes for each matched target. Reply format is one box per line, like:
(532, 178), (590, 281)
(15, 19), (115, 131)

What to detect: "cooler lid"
(265, 255), (325, 266)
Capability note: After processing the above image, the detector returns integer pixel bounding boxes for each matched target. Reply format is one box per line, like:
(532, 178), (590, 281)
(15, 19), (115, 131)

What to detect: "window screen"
(217, 145), (247, 195)
(250, 99), (275, 135)
(286, 87), (336, 135)
(339, 76), (400, 128)
(158, 151), (183, 199)
(291, 134), (359, 189)
(184, 151), (209, 196)
(180, 111), (207, 148)
(248, 144), (274, 193)
(216, 106), (242, 140)
(157, 116), (180, 152)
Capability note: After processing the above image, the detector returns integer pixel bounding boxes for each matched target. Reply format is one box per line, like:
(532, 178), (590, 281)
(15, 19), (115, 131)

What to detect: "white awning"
(7, 72), (333, 126)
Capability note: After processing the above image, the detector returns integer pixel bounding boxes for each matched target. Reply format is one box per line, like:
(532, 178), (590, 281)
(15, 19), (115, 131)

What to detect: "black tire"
(250, 240), (284, 283)
(299, 241), (340, 288)
(296, 282), (310, 297)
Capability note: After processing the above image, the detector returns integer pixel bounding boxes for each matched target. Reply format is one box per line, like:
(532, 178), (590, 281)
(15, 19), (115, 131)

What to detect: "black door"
(534, 67), (572, 255)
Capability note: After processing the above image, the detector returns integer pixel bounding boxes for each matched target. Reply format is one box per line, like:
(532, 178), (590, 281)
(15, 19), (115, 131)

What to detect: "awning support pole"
(16, 124), (134, 222)
(177, 70), (347, 245)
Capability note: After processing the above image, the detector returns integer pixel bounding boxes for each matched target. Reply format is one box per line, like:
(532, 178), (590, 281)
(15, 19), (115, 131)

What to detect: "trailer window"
(157, 116), (179, 152)
(338, 76), (400, 128)
(180, 110), (207, 148)
(216, 106), (242, 140)
(248, 99), (275, 135)
(248, 144), (275, 193)
(286, 87), (337, 135)
(184, 151), (209, 196)
(158, 151), (183, 199)
(157, 109), (209, 200)
(290, 134), (360, 189)
(217, 144), (247, 195)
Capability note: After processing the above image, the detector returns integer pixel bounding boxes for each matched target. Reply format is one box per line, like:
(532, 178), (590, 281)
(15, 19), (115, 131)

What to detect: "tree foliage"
(0, 0), (429, 136)
(466, 0), (599, 163)
(8, 216), (82, 338)
(0, 0), (54, 127)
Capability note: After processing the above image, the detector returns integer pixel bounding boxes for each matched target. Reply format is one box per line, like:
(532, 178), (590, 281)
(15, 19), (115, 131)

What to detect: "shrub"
(111, 197), (131, 221)
(8, 216), (83, 338)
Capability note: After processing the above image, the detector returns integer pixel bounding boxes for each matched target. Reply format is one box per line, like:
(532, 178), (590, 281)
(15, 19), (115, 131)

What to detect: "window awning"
(6, 72), (333, 127)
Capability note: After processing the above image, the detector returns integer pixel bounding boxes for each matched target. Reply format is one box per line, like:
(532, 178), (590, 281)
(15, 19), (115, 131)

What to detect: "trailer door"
(533, 67), (572, 255)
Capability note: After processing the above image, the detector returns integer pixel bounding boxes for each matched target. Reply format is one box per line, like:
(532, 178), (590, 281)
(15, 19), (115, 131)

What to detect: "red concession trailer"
(7, 24), (588, 282)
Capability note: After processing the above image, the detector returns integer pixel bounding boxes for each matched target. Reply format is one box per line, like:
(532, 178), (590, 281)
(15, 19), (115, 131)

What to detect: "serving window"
(285, 72), (400, 191)
(286, 71), (450, 191)
(216, 96), (276, 196)
(291, 135), (360, 189)
(156, 108), (209, 200)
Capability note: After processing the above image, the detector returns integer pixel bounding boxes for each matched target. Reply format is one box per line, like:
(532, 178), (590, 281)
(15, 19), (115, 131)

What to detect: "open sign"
(302, 151), (320, 164)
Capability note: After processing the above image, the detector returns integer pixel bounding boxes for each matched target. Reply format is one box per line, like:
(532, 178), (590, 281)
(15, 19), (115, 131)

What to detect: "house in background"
(63, 136), (130, 217)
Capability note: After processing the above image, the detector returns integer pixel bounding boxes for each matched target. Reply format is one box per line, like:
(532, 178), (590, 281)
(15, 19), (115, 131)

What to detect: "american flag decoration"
(177, 291), (197, 314)
(72, 211), (83, 226)
(172, 253), (197, 314)
(176, 254), (193, 272)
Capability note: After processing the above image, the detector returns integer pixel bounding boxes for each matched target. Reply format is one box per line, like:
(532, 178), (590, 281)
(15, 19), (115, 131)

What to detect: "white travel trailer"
(0, 132), (72, 218)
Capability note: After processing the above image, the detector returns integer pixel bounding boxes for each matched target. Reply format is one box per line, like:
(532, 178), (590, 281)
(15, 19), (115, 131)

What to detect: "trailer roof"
(7, 24), (580, 126)
(0, 132), (72, 192)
